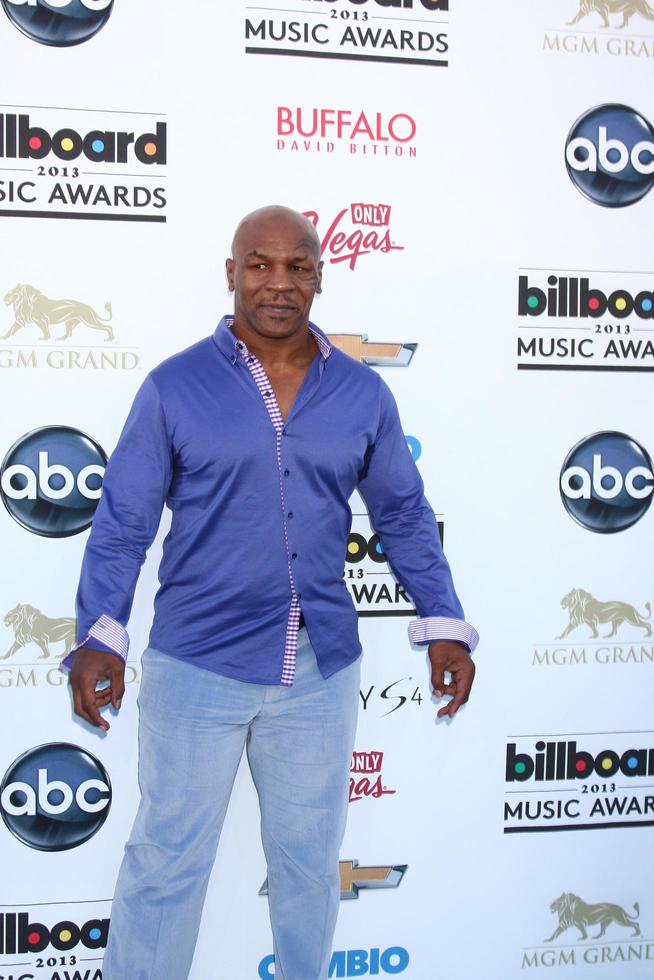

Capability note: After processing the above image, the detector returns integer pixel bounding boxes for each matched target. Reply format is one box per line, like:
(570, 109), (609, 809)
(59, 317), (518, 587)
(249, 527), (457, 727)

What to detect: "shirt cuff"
(408, 617), (479, 653)
(60, 614), (129, 671)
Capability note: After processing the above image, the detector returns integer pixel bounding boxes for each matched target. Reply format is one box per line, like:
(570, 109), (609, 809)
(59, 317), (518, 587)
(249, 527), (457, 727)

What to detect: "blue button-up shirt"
(65, 317), (477, 684)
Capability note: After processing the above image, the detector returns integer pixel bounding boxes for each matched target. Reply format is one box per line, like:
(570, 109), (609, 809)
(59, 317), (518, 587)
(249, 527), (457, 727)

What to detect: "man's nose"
(268, 265), (294, 291)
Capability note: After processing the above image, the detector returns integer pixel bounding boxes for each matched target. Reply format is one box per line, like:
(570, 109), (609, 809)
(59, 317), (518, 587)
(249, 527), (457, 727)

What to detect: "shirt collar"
(212, 315), (332, 364)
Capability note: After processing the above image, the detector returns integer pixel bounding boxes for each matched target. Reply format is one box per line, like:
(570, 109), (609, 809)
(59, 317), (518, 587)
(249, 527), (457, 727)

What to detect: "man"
(66, 205), (478, 980)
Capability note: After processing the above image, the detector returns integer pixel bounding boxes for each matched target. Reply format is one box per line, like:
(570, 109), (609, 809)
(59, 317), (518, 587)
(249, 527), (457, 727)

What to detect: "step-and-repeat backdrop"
(0, 1), (652, 977)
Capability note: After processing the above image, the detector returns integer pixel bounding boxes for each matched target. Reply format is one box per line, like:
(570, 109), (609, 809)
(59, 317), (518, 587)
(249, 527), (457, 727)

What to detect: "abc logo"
(565, 104), (654, 207)
(1, 0), (113, 47)
(0, 425), (107, 538)
(0, 742), (111, 851)
(560, 431), (654, 533)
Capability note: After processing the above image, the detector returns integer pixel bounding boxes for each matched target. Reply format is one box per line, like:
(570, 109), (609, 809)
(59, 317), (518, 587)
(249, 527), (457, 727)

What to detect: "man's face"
(226, 213), (323, 341)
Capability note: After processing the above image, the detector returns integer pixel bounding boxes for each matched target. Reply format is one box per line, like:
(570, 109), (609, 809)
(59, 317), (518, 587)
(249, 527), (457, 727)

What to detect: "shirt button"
(297, 593), (302, 600)
(288, 511), (294, 519)
(284, 469), (290, 477)
(292, 552), (298, 560)
(247, 356), (254, 364)
(236, 342), (243, 350)
(265, 390), (272, 397)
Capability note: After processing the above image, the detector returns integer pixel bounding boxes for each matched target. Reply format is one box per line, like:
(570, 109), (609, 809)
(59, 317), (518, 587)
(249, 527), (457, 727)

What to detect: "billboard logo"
(245, 0), (448, 68)
(0, 104), (167, 222)
(0, 425), (107, 537)
(0, 910), (108, 953)
(1, 0), (113, 47)
(565, 104), (654, 207)
(504, 731), (654, 832)
(0, 743), (111, 850)
(560, 431), (653, 533)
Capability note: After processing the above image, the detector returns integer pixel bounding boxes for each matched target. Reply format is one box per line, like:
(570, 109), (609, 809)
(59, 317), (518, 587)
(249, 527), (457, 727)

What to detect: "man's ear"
(225, 258), (235, 292)
(316, 260), (324, 295)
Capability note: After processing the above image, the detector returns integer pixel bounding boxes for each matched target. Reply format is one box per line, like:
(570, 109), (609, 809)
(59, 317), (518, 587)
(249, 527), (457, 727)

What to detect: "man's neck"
(230, 317), (316, 369)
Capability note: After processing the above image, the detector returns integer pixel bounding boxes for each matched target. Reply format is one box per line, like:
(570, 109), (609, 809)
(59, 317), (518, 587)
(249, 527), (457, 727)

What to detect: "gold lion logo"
(2, 603), (76, 660)
(568, 0), (654, 28)
(558, 588), (652, 639)
(1, 283), (114, 342)
(546, 892), (640, 942)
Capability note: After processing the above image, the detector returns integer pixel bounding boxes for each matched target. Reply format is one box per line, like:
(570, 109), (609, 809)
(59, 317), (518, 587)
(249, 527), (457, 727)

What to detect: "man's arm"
(357, 378), (478, 718)
(65, 375), (173, 730)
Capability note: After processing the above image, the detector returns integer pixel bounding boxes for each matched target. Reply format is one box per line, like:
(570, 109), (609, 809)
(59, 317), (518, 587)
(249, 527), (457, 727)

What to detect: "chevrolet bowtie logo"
(259, 860), (407, 902)
(327, 334), (417, 366)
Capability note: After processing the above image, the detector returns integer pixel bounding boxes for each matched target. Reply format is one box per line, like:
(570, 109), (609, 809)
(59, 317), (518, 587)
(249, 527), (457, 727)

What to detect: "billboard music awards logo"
(1, 0), (113, 47)
(0, 282), (140, 371)
(532, 588), (653, 668)
(303, 205), (404, 271)
(559, 432), (653, 533)
(565, 104), (654, 207)
(0, 899), (110, 980)
(350, 750), (396, 803)
(543, 0), (654, 58)
(0, 743), (111, 851)
(504, 730), (654, 833)
(244, 0), (448, 68)
(276, 107), (417, 158)
(0, 105), (166, 221)
(346, 496), (441, 616)
(521, 892), (650, 970)
(516, 269), (654, 372)
(0, 425), (107, 537)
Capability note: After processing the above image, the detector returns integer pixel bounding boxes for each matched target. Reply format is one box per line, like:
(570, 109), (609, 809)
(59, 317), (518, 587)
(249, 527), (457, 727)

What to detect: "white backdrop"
(0, 1), (653, 978)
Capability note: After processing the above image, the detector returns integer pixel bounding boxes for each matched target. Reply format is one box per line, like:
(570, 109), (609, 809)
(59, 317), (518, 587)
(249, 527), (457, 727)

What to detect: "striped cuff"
(408, 617), (479, 653)
(60, 614), (129, 670)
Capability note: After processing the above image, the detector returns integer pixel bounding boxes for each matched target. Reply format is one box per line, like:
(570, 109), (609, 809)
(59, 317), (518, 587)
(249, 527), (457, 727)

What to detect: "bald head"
(231, 205), (321, 261)
(225, 204), (323, 345)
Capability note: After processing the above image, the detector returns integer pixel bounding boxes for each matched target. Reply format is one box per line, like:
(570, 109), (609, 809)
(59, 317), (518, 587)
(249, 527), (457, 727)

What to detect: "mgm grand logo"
(532, 588), (653, 667)
(0, 603), (138, 690)
(568, 0), (654, 29)
(522, 892), (648, 969)
(2, 603), (75, 660)
(544, 1), (654, 56)
(0, 283), (139, 370)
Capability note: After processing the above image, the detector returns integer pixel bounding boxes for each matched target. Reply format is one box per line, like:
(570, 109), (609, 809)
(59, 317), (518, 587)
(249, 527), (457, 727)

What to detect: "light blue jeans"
(103, 631), (361, 980)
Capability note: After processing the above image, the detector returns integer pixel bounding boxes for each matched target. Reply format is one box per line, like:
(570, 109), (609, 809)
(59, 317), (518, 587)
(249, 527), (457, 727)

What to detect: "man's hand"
(428, 640), (475, 719)
(69, 648), (125, 732)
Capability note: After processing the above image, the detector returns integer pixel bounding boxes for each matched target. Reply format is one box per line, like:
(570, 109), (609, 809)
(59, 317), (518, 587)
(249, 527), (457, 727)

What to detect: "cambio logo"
(2, 0), (113, 47)
(560, 431), (653, 533)
(565, 104), (654, 207)
(259, 946), (409, 978)
(0, 743), (111, 850)
(0, 425), (107, 537)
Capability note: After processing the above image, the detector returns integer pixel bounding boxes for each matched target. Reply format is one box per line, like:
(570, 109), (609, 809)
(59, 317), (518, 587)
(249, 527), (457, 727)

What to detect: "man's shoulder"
(327, 345), (384, 387)
(148, 336), (216, 390)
